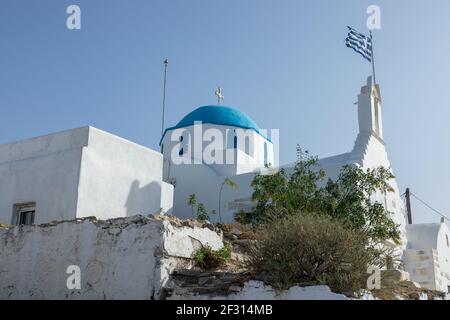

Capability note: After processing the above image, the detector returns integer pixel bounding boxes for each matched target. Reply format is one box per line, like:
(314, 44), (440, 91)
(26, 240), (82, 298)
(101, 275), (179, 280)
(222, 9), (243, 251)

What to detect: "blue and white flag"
(345, 26), (372, 62)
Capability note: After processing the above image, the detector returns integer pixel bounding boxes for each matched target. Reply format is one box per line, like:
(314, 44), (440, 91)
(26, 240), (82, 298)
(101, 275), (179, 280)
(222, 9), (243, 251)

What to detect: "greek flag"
(345, 26), (372, 62)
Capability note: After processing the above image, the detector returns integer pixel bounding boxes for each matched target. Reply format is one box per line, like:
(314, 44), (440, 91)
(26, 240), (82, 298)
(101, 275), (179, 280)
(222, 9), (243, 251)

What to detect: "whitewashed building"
(404, 222), (450, 293)
(0, 126), (173, 225)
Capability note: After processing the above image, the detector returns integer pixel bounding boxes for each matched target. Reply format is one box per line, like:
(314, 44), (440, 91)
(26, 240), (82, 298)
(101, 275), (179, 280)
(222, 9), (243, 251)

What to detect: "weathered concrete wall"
(0, 215), (223, 300)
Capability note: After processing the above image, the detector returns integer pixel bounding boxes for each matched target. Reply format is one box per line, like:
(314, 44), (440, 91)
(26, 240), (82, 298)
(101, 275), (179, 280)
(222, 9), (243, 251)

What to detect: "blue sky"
(1, 0), (449, 224)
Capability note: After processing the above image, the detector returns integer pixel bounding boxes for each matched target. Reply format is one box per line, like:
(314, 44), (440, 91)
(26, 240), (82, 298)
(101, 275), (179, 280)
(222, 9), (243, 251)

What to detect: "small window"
(179, 148), (184, 156)
(244, 136), (251, 155)
(233, 135), (237, 149)
(446, 234), (449, 248)
(264, 142), (268, 166)
(13, 203), (36, 226)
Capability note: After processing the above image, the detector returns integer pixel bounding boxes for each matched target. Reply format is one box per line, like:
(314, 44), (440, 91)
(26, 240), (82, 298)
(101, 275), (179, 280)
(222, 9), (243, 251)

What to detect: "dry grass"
(246, 213), (383, 293)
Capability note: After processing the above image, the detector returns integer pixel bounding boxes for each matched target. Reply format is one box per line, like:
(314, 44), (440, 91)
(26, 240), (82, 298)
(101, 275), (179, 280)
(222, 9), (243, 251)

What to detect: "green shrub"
(244, 148), (400, 243)
(193, 243), (232, 270)
(247, 213), (383, 293)
(196, 203), (209, 221)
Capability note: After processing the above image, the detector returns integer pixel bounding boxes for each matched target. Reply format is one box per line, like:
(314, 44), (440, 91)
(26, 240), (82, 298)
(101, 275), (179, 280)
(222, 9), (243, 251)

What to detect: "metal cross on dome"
(215, 87), (224, 106)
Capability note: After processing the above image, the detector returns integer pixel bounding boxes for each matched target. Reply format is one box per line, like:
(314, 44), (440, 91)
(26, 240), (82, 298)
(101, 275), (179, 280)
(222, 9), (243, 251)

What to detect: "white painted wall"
(165, 160), (266, 222)
(357, 77), (383, 140)
(76, 127), (173, 219)
(350, 132), (408, 245)
(162, 123), (274, 177)
(0, 215), (223, 300)
(162, 122), (273, 222)
(349, 77), (407, 243)
(0, 127), (88, 224)
(0, 126), (173, 224)
(404, 249), (443, 292)
(405, 223), (450, 292)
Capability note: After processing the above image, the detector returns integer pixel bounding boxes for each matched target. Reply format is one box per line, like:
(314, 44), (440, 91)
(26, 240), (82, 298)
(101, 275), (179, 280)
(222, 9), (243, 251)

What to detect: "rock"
(381, 269), (410, 283)
(204, 223), (216, 231)
(199, 272), (217, 277)
(232, 239), (255, 248)
(199, 276), (215, 286)
(173, 269), (203, 277)
(108, 227), (122, 236)
(181, 220), (190, 226)
(230, 227), (242, 236)
(228, 285), (242, 292)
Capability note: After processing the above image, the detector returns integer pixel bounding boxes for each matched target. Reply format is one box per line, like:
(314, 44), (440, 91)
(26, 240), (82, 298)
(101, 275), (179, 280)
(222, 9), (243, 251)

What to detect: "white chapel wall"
(75, 127), (173, 219)
(0, 127), (89, 224)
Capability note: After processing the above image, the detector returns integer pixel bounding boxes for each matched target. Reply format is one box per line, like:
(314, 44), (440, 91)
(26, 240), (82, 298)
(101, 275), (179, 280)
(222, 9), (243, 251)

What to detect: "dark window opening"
(244, 136), (251, 155)
(13, 203), (36, 226)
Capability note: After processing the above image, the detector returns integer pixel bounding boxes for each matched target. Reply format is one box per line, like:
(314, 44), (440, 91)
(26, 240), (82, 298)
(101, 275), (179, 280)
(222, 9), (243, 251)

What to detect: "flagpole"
(161, 59), (169, 138)
(370, 31), (377, 85)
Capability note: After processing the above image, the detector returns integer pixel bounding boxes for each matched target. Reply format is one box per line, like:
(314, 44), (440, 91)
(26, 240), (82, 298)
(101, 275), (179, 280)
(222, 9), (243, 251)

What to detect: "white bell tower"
(357, 76), (383, 141)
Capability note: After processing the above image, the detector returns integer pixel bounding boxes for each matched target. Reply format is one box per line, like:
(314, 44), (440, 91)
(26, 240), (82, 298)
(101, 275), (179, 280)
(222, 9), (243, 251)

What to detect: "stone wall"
(3, 214), (439, 300)
(0, 215), (223, 300)
(165, 269), (348, 300)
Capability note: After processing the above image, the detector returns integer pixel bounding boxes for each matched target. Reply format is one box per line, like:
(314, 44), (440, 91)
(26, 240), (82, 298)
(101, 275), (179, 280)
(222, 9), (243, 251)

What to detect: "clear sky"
(1, 0), (449, 224)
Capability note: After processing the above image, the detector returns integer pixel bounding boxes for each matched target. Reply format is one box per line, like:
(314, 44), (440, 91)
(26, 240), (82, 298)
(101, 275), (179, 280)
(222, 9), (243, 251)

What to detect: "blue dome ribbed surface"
(160, 105), (269, 144)
(176, 105), (260, 131)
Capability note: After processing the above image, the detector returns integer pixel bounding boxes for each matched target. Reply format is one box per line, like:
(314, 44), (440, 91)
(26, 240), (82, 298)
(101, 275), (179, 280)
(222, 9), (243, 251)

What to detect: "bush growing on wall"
(193, 243), (232, 270)
(246, 213), (383, 293)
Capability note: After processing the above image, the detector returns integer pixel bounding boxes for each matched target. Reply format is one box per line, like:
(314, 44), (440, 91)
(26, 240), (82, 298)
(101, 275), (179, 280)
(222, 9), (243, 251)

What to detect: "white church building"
(0, 76), (449, 293)
(160, 76), (407, 245)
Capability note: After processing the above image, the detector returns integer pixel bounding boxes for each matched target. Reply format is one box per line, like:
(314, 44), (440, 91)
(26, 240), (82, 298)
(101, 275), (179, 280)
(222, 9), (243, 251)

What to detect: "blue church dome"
(161, 105), (267, 144)
(177, 105), (260, 131)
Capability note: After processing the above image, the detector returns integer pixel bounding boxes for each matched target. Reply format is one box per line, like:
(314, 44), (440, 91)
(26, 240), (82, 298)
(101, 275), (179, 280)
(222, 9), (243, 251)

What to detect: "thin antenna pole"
(405, 188), (413, 224)
(370, 31), (377, 85)
(161, 59), (169, 137)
